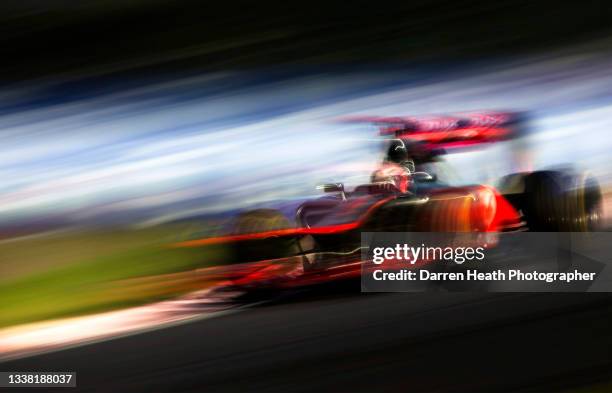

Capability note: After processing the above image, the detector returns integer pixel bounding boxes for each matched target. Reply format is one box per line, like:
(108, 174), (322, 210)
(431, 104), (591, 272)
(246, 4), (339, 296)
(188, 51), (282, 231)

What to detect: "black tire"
(501, 170), (603, 231)
(229, 209), (298, 263)
(523, 171), (564, 231)
(562, 173), (603, 231)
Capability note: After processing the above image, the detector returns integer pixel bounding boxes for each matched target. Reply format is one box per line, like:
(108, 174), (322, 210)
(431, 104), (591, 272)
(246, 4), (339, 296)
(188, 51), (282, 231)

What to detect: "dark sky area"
(1, 1), (611, 81)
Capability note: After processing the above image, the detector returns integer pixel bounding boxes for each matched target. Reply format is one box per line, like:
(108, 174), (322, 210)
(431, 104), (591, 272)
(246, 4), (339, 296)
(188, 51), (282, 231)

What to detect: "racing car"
(172, 111), (603, 287)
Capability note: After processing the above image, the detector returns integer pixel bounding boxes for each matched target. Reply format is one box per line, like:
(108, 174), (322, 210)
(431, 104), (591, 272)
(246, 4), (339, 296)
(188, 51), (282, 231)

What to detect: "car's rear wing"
(342, 111), (528, 150)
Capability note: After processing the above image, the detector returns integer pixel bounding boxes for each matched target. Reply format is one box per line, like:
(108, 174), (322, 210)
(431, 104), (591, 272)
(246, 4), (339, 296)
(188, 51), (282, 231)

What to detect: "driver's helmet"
(372, 139), (415, 193)
(385, 139), (409, 164)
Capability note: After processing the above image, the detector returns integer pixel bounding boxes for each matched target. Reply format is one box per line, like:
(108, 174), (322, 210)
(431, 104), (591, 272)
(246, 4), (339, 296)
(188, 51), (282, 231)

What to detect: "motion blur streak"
(171, 197), (394, 247)
(0, 287), (242, 362)
(1, 44), (612, 234)
(2, 2), (612, 392)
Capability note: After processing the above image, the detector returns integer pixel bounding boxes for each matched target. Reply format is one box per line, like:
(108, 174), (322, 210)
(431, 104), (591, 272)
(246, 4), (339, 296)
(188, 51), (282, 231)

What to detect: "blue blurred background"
(1, 53), (612, 232)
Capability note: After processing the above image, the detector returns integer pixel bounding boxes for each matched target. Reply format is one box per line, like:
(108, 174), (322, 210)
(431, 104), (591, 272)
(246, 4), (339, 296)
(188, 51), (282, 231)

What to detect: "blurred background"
(1, 1), (612, 391)
(1, 1), (612, 232)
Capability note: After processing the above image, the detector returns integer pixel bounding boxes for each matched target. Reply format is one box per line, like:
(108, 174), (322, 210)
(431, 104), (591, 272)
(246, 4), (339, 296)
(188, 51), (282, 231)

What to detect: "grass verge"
(0, 227), (227, 328)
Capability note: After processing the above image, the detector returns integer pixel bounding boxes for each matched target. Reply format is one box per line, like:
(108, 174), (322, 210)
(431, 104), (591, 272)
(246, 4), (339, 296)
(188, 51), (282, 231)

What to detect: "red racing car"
(172, 111), (603, 288)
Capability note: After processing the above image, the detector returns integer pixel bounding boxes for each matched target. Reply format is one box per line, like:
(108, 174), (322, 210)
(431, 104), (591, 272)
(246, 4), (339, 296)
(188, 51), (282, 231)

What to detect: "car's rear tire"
(500, 170), (602, 231)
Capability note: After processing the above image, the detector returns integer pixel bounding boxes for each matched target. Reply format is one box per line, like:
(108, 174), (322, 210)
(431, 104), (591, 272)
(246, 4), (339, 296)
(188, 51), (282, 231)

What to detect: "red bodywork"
(172, 186), (521, 289)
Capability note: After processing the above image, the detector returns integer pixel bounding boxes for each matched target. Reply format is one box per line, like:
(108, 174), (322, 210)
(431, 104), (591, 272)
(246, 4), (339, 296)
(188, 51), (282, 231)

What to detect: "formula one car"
(173, 111), (603, 287)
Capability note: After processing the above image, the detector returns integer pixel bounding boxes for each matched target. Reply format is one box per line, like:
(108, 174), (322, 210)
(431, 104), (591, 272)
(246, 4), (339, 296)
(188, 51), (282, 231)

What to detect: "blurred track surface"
(3, 288), (612, 392)
(0, 287), (246, 362)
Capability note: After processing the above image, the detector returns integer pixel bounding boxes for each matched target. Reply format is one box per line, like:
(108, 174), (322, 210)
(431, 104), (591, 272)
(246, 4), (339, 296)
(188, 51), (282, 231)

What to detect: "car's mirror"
(413, 172), (437, 182)
(316, 183), (347, 200)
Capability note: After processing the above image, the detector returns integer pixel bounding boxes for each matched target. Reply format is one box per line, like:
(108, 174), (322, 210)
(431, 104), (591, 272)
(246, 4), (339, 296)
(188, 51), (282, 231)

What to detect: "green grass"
(0, 227), (227, 328)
